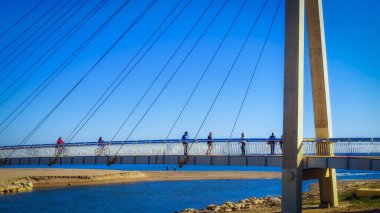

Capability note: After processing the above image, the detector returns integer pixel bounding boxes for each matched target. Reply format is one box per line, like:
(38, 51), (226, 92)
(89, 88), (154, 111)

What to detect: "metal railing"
(1, 138), (379, 158)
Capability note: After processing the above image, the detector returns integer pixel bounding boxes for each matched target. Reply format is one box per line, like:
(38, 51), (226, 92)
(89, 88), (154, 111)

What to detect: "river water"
(0, 165), (379, 213)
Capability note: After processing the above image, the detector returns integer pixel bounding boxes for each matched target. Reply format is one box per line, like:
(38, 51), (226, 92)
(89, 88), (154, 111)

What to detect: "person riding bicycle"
(56, 137), (64, 148)
(95, 137), (110, 156)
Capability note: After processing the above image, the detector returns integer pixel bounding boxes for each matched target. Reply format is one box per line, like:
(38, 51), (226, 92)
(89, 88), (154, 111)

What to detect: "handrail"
(1, 137), (379, 150)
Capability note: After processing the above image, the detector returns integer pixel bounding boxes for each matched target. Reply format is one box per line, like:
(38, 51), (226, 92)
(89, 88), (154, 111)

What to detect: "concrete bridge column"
(305, 0), (338, 207)
(282, 0), (305, 212)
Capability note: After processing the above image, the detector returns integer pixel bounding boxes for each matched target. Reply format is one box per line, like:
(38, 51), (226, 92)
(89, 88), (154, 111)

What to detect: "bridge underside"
(3, 155), (380, 171)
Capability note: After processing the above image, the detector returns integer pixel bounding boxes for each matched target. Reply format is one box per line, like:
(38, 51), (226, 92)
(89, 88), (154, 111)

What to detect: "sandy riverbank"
(0, 168), (280, 189)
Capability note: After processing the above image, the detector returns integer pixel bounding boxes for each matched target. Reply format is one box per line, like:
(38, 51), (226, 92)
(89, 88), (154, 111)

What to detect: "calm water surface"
(0, 165), (379, 213)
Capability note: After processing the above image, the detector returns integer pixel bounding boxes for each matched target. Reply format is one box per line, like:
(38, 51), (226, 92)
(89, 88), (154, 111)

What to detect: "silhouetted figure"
(280, 135), (284, 152)
(166, 166), (169, 171)
(268, 132), (276, 155)
(182, 131), (189, 155)
(173, 167), (176, 171)
(240, 132), (247, 156)
(206, 132), (213, 155)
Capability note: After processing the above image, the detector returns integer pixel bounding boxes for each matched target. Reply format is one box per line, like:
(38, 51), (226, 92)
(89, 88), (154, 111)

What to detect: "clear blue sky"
(0, 0), (379, 145)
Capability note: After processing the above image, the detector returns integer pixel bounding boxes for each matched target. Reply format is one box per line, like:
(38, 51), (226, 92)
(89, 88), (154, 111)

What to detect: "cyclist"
(56, 137), (64, 148)
(98, 136), (105, 147)
(95, 137), (110, 156)
(55, 137), (65, 156)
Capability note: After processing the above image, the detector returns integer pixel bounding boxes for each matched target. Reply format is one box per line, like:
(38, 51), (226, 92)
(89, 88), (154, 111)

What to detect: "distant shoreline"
(0, 168), (281, 190)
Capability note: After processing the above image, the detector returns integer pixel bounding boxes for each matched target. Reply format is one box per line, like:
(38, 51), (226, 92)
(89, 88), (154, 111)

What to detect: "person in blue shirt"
(206, 132), (213, 155)
(239, 132), (247, 156)
(182, 131), (189, 155)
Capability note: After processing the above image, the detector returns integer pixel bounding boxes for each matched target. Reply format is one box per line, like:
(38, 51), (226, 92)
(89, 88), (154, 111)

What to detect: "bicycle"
(95, 144), (110, 156)
(55, 146), (68, 157)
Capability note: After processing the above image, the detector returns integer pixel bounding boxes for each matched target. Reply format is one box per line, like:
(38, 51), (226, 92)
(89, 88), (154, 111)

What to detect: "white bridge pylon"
(282, 0), (339, 212)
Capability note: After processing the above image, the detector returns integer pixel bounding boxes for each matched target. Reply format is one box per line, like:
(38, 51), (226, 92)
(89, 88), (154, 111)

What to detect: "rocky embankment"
(0, 178), (33, 194)
(178, 180), (380, 213)
(178, 196), (281, 213)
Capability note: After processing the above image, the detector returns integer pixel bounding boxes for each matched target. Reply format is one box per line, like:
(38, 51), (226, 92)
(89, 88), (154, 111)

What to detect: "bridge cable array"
(64, 0), (190, 144)
(0, 0), (61, 57)
(0, 0), (108, 110)
(164, 0), (249, 142)
(0, 0), (93, 98)
(0, 0), (123, 134)
(106, 0), (230, 165)
(179, 0), (279, 167)
(0, 0), (91, 100)
(228, 0), (282, 141)
(0, 0), (284, 165)
(0, 0), (46, 39)
(3, 0), (160, 160)
(48, 0), (192, 165)
(21, 0), (157, 147)
(0, 0), (72, 70)
(183, 0), (271, 161)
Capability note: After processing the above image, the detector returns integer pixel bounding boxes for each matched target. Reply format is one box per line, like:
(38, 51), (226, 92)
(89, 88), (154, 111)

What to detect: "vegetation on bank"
(339, 181), (380, 210)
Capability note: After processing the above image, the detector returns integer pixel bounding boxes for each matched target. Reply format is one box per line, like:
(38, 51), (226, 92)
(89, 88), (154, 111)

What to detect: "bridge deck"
(2, 155), (380, 171)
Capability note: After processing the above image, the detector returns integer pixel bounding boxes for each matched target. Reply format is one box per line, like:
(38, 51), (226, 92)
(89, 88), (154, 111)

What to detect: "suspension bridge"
(1, 138), (380, 171)
(0, 0), (378, 212)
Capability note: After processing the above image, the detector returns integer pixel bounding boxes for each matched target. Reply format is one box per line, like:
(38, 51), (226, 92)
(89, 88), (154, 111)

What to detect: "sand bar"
(0, 169), (280, 189)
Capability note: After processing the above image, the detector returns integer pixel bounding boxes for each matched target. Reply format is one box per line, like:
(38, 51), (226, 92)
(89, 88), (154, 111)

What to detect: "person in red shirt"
(57, 137), (64, 148)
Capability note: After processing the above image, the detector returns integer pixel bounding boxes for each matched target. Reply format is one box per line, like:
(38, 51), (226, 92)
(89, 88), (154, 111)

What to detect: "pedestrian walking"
(182, 131), (189, 155)
(240, 132), (247, 156)
(206, 132), (213, 155)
